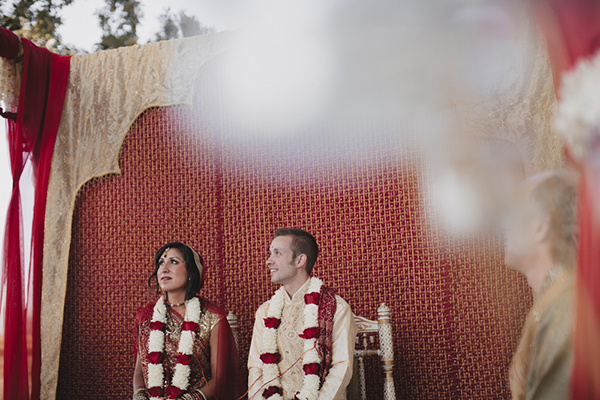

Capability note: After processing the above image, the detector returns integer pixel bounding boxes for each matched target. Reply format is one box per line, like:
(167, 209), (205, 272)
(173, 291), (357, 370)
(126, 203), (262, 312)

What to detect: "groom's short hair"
(274, 228), (319, 275)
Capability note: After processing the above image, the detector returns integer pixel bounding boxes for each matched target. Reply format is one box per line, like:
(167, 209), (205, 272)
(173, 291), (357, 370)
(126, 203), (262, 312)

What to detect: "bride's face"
(157, 248), (188, 295)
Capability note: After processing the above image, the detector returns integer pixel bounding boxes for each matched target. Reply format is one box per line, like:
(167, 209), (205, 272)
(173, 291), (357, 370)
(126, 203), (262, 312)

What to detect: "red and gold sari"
(134, 297), (244, 399)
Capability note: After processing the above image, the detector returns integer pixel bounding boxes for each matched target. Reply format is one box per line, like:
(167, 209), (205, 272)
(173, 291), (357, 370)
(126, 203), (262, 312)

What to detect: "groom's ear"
(296, 253), (307, 270)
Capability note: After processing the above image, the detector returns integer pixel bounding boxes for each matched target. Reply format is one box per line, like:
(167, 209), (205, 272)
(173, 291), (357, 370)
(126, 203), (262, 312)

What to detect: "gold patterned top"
(509, 265), (575, 400)
(135, 300), (222, 392)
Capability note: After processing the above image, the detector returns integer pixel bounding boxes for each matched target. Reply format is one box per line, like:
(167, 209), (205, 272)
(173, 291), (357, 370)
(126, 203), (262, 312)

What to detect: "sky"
(0, 0), (276, 52)
(56, 0), (266, 52)
(0, 126), (9, 248)
(0, 104), (7, 330)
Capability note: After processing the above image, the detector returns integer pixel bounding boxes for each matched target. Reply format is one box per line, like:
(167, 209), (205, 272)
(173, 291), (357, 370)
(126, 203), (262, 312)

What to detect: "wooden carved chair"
(350, 303), (396, 400)
(227, 311), (239, 350)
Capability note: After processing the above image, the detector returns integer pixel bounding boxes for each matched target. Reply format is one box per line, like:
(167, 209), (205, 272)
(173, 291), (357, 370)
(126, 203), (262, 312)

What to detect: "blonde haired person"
(504, 170), (578, 400)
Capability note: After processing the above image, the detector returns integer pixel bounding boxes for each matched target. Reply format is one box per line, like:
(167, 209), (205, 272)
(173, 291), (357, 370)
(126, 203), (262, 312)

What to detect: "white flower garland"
(555, 49), (600, 162)
(147, 296), (201, 400)
(258, 277), (324, 400)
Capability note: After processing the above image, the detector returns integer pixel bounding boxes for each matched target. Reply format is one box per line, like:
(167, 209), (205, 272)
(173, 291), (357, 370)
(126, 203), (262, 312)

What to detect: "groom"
(248, 228), (357, 399)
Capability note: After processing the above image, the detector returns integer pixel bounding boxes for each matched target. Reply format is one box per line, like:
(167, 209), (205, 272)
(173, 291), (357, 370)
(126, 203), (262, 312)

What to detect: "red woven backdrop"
(56, 68), (533, 399)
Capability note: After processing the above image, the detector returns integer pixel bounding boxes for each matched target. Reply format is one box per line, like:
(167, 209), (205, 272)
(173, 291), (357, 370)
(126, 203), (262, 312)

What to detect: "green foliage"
(154, 7), (178, 41)
(154, 8), (214, 42)
(96, 0), (142, 50)
(179, 12), (213, 37)
(0, 0), (213, 54)
(0, 0), (80, 54)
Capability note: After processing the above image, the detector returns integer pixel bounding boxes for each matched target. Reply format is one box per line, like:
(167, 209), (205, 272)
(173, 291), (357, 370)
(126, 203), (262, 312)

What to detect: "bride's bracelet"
(132, 388), (148, 400)
(181, 390), (208, 400)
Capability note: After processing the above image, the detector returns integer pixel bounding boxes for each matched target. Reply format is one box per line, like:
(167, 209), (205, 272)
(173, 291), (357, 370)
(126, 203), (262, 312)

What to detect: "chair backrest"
(351, 303), (396, 400)
(226, 311), (239, 350)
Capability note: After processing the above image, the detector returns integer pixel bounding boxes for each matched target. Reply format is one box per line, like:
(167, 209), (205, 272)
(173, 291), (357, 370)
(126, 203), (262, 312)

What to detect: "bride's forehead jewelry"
(191, 248), (203, 275)
(161, 247), (170, 260)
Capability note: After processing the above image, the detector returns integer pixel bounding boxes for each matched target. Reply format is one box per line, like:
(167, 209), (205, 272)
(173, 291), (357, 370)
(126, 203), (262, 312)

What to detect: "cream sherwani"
(509, 266), (575, 400)
(248, 278), (357, 399)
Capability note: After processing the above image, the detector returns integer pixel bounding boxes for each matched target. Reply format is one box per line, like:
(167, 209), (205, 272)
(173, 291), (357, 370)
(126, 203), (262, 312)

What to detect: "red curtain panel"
(0, 27), (70, 400)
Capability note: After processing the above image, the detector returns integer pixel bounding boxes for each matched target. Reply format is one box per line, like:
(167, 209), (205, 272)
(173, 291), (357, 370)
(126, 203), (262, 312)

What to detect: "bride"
(133, 242), (242, 400)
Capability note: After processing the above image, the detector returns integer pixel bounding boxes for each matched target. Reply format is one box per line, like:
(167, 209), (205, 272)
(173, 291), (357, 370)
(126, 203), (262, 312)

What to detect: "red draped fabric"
(0, 27), (70, 400)
(542, 0), (600, 72)
(571, 169), (600, 399)
(531, 1), (600, 398)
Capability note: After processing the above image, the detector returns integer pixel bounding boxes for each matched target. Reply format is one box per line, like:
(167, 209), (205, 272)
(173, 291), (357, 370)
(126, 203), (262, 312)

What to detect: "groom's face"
(266, 235), (298, 285)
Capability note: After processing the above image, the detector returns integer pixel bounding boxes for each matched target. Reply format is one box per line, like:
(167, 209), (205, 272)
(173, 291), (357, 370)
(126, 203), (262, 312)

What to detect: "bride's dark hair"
(148, 242), (204, 300)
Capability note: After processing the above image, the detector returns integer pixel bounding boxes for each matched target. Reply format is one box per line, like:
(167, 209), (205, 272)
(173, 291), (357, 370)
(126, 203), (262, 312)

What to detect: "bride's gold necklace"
(166, 307), (183, 342)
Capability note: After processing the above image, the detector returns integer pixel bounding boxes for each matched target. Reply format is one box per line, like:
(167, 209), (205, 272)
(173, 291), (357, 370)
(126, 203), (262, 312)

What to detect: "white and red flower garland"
(146, 296), (201, 400)
(555, 49), (600, 162)
(259, 277), (323, 400)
